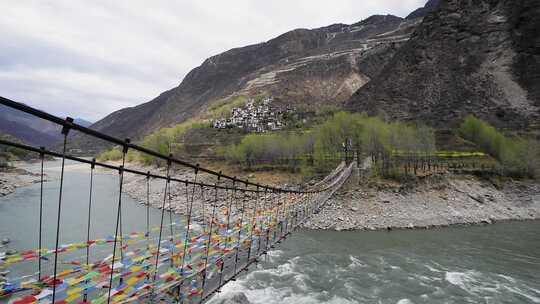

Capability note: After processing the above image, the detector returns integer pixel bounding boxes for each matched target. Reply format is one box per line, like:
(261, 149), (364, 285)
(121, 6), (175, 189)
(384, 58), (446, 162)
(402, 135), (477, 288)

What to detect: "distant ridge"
(0, 104), (62, 147)
(0, 103), (94, 147)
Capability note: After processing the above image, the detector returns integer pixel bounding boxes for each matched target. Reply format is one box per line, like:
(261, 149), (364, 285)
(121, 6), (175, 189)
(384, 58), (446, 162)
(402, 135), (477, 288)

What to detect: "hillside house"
(212, 96), (290, 133)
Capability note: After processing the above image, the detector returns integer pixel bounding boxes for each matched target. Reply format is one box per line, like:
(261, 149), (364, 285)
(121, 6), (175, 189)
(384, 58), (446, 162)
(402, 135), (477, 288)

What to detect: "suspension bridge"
(0, 96), (353, 304)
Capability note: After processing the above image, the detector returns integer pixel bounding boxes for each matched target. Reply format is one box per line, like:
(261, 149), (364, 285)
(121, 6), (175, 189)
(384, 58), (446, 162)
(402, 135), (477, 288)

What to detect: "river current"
(1, 160), (539, 304)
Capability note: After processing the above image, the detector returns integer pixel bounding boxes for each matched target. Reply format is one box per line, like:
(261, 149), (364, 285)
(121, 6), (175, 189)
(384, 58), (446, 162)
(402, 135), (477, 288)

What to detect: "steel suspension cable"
(37, 147), (44, 281)
(200, 185), (206, 233)
(247, 186), (259, 261)
(51, 124), (70, 304)
(224, 182), (235, 248)
(178, 178), (190, 275)
(168, 180), (175, 268)
(172, 175), (189, 304)
(271, 191), (280, 245)
(196, 184), (206, 298)
(178, 167), (199, 302)
(119, 193), (123, 261)
(292, 197), (298, 233)
(202, 178), (221, 299)
(287, 193), (294, 234)
(257, 188), (268, 256)
(275, 191), (282, 240)
(218, 185), (233, 288)
(284, 193), (291, 237)
(174, 176), (189, 300)
(233, 182), (248, 274)
(201, 177), (219, 295)
(263, 189), (271, 258)
(145, 172), (152, 283)
(278, 191), (285, 240)
(106, 141), (128, 304)
(283, 192), (290, 237)
(83, 159), (95, 302)
(146, 172), (151, 239)
(153, 159), (172, 282)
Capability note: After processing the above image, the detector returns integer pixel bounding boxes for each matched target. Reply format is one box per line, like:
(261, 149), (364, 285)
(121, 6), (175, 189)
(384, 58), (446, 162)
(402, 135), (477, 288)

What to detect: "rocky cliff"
(347, 0), (540, 131)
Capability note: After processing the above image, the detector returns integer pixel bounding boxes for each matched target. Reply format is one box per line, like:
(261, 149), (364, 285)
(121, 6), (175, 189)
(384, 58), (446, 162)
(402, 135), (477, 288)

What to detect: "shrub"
(139, 120), (210, 165)
(97, 148), (123, 162)
(459, 115), (540, 178)
(220, 133), (311, 171)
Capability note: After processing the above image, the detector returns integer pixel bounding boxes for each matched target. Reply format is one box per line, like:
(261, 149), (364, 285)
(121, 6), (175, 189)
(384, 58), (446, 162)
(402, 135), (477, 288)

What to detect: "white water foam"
(266, 249), (284, 263)
(267, 249), (283, 258)
(208, 255), (357, 304)
(502, 285), (540, 303)
(424, 264), (443, 273)
(445, 271), (479, 289)
(396, 299), (414, 304)
(348, 255), (367, 269)
(444, 269), (540, 301)
(445, 270), (499, 295)
(210, 280), (358, 304)
(497, 274), (516, 283)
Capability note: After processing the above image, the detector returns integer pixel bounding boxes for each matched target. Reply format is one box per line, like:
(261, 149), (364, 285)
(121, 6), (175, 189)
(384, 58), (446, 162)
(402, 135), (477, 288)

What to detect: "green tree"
(459, 115), (539, 178)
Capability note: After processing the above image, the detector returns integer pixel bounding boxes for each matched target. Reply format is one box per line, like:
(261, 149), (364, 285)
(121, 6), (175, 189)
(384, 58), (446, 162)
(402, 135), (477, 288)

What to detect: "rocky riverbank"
(114, 161), (540, 232)
(0, 167), (42, 197)
(302, 171), (540, 231)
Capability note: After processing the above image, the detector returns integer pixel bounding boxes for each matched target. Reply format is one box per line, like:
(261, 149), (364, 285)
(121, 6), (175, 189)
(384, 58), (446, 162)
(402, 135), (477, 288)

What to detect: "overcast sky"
(0, 0), (425, 122)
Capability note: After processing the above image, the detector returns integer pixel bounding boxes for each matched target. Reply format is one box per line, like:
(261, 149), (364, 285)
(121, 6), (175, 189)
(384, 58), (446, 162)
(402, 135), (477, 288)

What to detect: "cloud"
(0, 0), (425, 121)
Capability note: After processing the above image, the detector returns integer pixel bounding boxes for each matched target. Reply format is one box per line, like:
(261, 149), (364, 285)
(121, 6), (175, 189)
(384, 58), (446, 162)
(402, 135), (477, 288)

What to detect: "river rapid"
(208, 223), (540, 304)
(1, 160), (539, 304)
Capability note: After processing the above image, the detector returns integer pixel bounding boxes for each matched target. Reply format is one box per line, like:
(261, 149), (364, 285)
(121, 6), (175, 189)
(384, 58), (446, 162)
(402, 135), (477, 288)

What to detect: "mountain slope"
(0, 103), (95, 147)
(347, 0), (540, 131)
(0, 104), (62, 147)
(84, 14), (423, 148)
